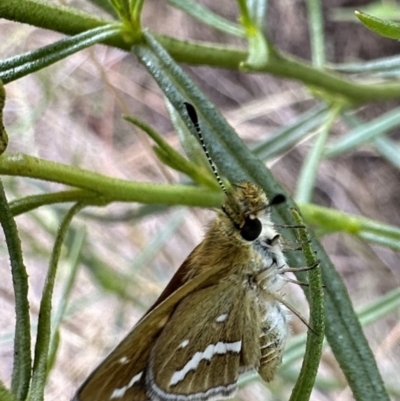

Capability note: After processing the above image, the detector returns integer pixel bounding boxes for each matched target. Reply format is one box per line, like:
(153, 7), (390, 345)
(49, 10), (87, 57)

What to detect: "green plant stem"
(123, 115), (219, 190)
(306, 0), (325, 68)
(12, 190), (398, 249)
(0, 383), (18, 401)
(355, 10), (400, 40)
(131, 0), (145, 22)
(0, 153), (223, 208)
(165, 0), (245, 37)
(0, 179), (31, 400)
(87, 0), (118, 18)
(289, 209), (325, 401)
(300, 203), (400, 250)
(48, 226), (86, 373)
(9, 189), (100, 216)
(1, 0), (399, 103)
(282, 286), (400, 372)
(0, 25), (120, 84)
(295, 103), (342, 203)
(237, 0), (252, 29)
(29, 203), (85, 401)
(248, 0), (268, 31)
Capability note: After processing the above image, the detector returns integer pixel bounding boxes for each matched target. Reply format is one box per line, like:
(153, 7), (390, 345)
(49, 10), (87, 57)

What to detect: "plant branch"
(0, 153), (223, 208)
(29, 203), (86, 401)
(0, 0), (399, 103)
(9, 190), (100, 216)
(0, 179), (31, 400)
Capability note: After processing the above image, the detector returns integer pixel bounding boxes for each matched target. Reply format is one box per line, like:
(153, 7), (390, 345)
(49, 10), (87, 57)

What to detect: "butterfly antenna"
(184, 102), (227, 194)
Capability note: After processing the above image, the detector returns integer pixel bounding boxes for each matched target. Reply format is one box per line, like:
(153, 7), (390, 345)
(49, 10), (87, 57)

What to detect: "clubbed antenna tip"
(183, 102), (227, 194)
(184, 102), (198, 125)
(270, 194), (286, 207)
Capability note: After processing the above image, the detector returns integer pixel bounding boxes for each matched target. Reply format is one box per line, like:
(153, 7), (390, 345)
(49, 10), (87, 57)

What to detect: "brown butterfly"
(73, 103), (308, 401)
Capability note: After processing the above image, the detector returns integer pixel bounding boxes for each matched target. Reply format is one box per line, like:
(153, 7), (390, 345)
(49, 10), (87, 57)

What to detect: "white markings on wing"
(169, 341), (242, 386)
(118, 356), (130, 364)
(110, 371), (143, 399)
(216, 313), (228, 323)
(149, 363), (239, 401)
(178, 339), (190, 349)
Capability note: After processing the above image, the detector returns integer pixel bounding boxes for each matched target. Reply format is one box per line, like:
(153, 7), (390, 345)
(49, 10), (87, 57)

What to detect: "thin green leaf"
(133, 32), (390, 401)
(237, 0), (270, 70)
(110, 0), (131, 23)
(358, 287), (400, 326)
(372, 69), (400, 79)
(0, 383), (18, 401)
(373, 137), (400, 170)
(81, 204), (170, 223)
(355, 10), (400, 39)
(130, 210), (186, 274)
(247, 0), (268, 31)
(331, 3), (400, 22)
(87, 0), (119, 17)
(325, 106), (400, 158)
(1, 0), (400, 102)
(289, 209), (325, 401)
(252, 104), (330, 161)
(300, 203), (400, 251)
(0, 179), (31, 401)
(123, 115), (219, 189)
(329, 55), (400, 74)
(9, 190), (100, 217)
(46, 331), (60, 376)
(306, 0), (325, 68)
(0, 25), (121, 84)
(29, 203), (86, 401)
(240, 29), (270, 70)
(81, 252), (144, 303)
(48, 226), (86, 372)
(166, 0), (245, 37)
(282, 286), (400, 370)
(295, 104), (342, 203)
(0, 153), (222, 208)
(340, 111), (400, 170)
(131, 0), (145, 24)
(237, 0), (252, 28)
(81, 252), (148, 306)
(152, 146), (186, 173)
(88, 0), (118, 19)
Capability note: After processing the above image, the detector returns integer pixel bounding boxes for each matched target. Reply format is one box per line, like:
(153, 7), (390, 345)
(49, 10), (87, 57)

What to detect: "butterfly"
(73, 103), (307, 401)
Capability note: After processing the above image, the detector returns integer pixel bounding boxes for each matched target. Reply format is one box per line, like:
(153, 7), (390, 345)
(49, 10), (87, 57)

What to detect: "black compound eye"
(240, 217), (262, 241)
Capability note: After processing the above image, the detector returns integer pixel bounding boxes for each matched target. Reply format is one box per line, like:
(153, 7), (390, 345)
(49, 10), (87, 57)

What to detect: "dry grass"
(1, 1), (399, 401)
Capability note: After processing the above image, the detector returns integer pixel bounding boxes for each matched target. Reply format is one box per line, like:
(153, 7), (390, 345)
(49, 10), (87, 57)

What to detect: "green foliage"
(289, 209), (325, 401)
(355, 10), (400, 39)
(0, 1), (399, 401)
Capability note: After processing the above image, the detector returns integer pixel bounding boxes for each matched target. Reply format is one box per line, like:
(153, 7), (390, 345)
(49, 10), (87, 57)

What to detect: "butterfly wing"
(74, 256), (238, 401)
(74, 318), (155, 401)
(146, 277), (263, 401)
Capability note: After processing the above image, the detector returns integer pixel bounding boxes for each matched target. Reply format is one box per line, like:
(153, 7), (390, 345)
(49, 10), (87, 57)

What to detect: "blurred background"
(0, 1), (399, 400)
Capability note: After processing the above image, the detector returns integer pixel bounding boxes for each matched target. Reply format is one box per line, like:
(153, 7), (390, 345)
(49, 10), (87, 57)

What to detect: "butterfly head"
(220, 181), (272, 243)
